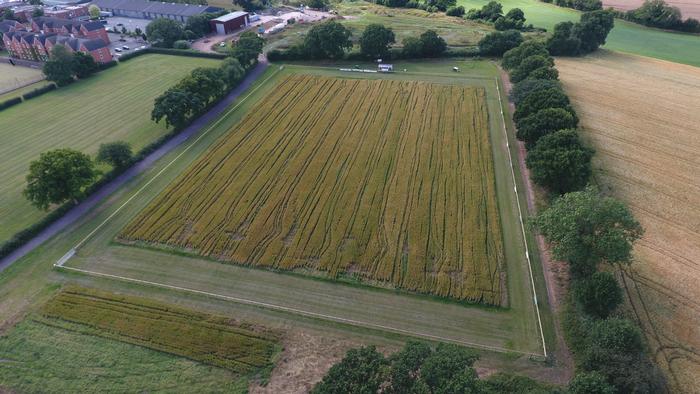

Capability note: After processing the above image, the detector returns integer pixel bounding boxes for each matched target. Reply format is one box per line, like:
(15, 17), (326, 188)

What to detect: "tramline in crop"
(120, 75), (505, 304)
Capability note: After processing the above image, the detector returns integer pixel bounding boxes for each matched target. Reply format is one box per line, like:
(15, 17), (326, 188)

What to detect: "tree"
(466, 1), (503, 21)
(478, 30), (523, 56)
(97, 141), (133, 169)
(534, 186), (644, 276)
(574, 271), (623, 318)
(173, 40), (190, 49)
(509, 78), (561, 105)
(359, 24), (395, 59)
(401, 36), (424, 58)
(28, 0), (43, 5)
(2, 9), (15, 21)
(230, 31), (264, 65)
(525, 129), (593, 193)
(311, 346), (388, 394)
(72, 51), (98, 79)
(547, 21), (581, 55)
(627, 0), (682, 29)
(590, 318), (644, 354)
(24, 149), (97, 210)
(510, 54), (554, 82)
(32, 7), (44, 18)
(233, 0), (266, 11)
(494, 8), (526, 30)
(525, 66), (559, 81)
(446, 6), (465, 17)
(502, 41), (549, 70)
(386, 341), (432, 393)
(419, 30), (447, 57)
(307, 0), (328, 9)
(151, 88), (203, 129)
(185, 13), (214, 38)
(581, 349), (666, 393)
(180, 67), (226, 103)
(513, 87), (575, 122)
(575, 9), (615, 54)
(569, 372), (615, 394)
(88, 4), (100, 19)
(146, 18), (185, 48)
(420, 343), (480, 391)
(43, 45), (75, 86)
(517, 109), (577, 148)
(219, 57), (245, 87)
(303, 20), (352, 59)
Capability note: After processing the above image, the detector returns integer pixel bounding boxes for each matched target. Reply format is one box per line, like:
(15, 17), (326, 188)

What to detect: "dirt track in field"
(602, 0), (700, 19)
(557, 51), (700, 392)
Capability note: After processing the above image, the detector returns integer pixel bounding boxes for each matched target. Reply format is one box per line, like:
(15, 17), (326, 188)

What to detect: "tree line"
(501, 22), (666, 391)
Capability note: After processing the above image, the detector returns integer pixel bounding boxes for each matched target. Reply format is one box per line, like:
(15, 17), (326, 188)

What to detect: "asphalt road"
(0, 57), (270, 273)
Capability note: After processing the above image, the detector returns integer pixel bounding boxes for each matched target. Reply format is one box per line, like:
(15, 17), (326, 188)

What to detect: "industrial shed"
(91, 0), (222, 22)
(210, 11), (249, 35)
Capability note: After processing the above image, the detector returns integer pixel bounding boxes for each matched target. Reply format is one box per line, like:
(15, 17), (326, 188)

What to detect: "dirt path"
(0, 57), (270, 273)
(498, 67), (574, 383)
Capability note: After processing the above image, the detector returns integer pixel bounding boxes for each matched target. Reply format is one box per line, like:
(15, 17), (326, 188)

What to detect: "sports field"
(0, 64), (44, 94)
(557, 51), (700, 391)
(458, 0), (700, 67)
(0, 287), (278, 392)
(0, 54), (221, 244)
(120, 75), (505, 304)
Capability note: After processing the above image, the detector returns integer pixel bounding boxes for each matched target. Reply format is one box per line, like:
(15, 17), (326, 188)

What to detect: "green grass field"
(0, 60), (556, 388)
(459, 0), (700, 67)
(0, 64), (44, 94)
(0, 54), (220, 245)
(0, 318), (250, 393)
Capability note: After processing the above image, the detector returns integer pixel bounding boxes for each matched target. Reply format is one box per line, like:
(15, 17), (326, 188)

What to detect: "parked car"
(122, 45), (130, 50)
(115, 47), (122, 52)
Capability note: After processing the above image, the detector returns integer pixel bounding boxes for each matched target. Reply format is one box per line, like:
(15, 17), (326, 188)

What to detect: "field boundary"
(494, 77), (548, 358)
(56, 264), (542, 357)
(53, 64), (547, 358)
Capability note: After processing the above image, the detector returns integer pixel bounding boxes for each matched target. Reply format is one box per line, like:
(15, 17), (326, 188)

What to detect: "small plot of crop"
(120, 75), (505, 305)
(40, 286), (280, 374)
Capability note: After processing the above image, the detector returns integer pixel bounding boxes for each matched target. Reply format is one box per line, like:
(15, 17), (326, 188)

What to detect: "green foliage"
(478, 30), (523, 56)
(513, 87), (575, 123)
(146, 18), (185, 48)
(445, 5), (465, 16)
(32, 7), (44, 17)
(625, 0), (699, 32)
(485, 372), (561, 393)
(510, 54), (554, 83)
(2, 9), (16, 20)
(466, 1), (503, 21)
(547, 10), (614, 56)
(569, 372), (615, 394)
(184, 13), (216, 38)
(420, 343), (480, 392)
(581, 349), (666, 393)
(151, 88), (203, 129)
(234, 0), (266, 12)
(526, 129), (593, 192)
(418, 30), (447, 57)
(494, 8), (526, 30)
(425, 0), (456, 12)
(220, 57), (245, 86)
(88, 4), (100, 19)
(71, 52), (99, 79)
(573, 271), (622, 319)
(385, 341), (432, 393)
(312, 346), (388, 394)
(590, 318), (644, 354)
(304, 20), (353, 59)
(526, 66), (559, 81)
(43, 45), (75, 86)
(556, 0), (602, 11)
(230, 31), (265, 65)
(360, 24), (395, 59)
(533, 186), (644, 276)
(173, 40), (190, 49)
(307, 0), (328, 9)
(517, 108), (576, 148)
(502, 41), (549, 70)
(97, 141), (133, 169)
(547, 21), (581, 55)
(509, 78), (561, 105)
(23, 149), (97, 210)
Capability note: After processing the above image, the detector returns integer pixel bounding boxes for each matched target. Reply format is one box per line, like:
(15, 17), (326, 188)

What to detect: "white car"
(122, 45), (130, 50)
(114, 48), (122, 52)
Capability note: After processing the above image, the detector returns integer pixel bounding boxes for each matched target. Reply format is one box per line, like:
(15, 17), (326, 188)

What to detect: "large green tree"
(312, 346), (388, 394)
(230, 31), (264, 66)
(525, 129), (593, 192)
(303, 20), (352, 59)
(534, 186), (643, 276)
(71, 52), (99, 79)
(151, 88), (204, 129)
(385, 341), (432, 393)
(569, 372), (615, 394)
(510, 54), (555, 82)
(97, 141), (133, 170)
(24, 149), (97, 210)
(43, 45), (75, 86)
(509, 79), (561, 105)
(233, 0), (265, 12)
(576, 10), (615, 53)
(478, 30), (523, 56)
(219, 57), (245, 87)
(146, 18), (185, 48)
(359, 24), (395, 59)
(502, 40), (549, 70)
(547, 21), (582, 55)
(574, 271), (623, 318)
(516, 108), (577, 148)
(513, 87), (575, 122)
(419, 30), (447, 57)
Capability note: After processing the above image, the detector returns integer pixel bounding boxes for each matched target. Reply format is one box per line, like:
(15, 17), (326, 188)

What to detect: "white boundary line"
(56, 264), (542, 357)
(51, 66), (546, 358)
(494, 77), (548, 358)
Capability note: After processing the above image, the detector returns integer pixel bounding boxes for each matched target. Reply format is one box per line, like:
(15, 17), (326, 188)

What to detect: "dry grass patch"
(120, 75), (505, 304)
(557, 51), (700, 392)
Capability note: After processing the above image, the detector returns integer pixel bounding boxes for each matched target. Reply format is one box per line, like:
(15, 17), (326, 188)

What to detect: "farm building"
(210, 11), (249, 35)
(90, 0), (222, 22)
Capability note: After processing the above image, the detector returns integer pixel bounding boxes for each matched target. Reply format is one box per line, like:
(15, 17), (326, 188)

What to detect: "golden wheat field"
(557, 51), (700, 392)
(120, 75), (505, 304)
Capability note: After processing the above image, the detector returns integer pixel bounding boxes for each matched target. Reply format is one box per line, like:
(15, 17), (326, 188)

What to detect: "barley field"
(557, 51), (700, 392)
(121, 75), (505, 304)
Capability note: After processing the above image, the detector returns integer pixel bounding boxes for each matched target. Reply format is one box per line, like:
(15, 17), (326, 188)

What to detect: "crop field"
(557, 51), (700, 391)
(0, 54), (220, 244)
(120, 75), (505, 304)
(458, 0), (700, 67)
(0, 286), (278, 393)
(0, 64), (44, 94)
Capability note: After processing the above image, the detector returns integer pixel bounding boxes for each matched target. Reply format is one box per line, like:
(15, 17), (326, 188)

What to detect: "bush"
(569, 372), (615, 394)
(526, 129), (593, 193)
(0, 97), (22, 111)
(97, 141), (133, 170)
(510, 54), (554, 82)
(573, 271), (623, 318)
(22, 83), (57, 100)
(445, 5), (465, 16)
(98, 60), (118, 70)
(478, 30), (523, 56)
(173, 40), (191, 49)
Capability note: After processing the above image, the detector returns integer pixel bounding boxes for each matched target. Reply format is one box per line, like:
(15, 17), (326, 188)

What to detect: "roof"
(81, 20), (104, 31)
(211, 11), (248, 23)
(91, 0), (220, 17)
(80, 37), (107, 50)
